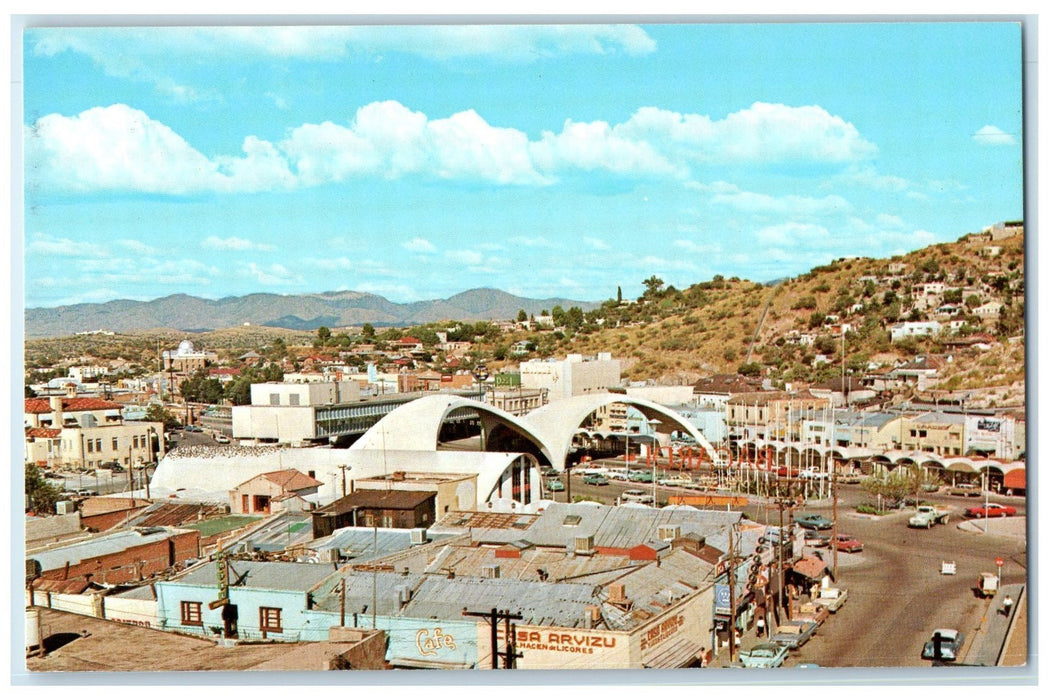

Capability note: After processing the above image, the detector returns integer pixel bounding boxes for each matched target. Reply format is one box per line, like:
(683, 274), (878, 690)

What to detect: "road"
(549, 468), (1027, 668)
(46, 427), (221, 498)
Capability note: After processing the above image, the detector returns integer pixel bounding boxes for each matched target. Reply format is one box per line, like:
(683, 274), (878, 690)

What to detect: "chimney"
(49, 396), (64, 427)
(608, 583), (626, 603)
(584, 605), (601, 629)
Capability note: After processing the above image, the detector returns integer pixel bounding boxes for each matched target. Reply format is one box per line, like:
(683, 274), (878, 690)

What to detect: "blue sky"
(21, 21), (1024, 309)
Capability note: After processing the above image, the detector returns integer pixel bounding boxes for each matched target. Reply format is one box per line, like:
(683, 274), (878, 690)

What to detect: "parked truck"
(908, 504), (952, 528)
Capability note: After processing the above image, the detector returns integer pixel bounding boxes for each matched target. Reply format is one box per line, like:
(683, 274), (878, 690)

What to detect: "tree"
(145, 402), (180, 430)
(362, 323), (375, 339)
(617, 286), (623, 303)
(25, 464), (61, 514)
(643, 275), (665, 297)
(517, 309), (527, 323)
(317, 326), (332, 345)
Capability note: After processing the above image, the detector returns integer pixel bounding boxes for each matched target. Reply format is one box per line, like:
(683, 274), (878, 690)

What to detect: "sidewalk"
(962, 583), (1025, 666)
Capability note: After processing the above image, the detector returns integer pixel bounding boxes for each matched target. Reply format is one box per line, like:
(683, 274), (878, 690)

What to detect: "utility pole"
(727, 523), (738, 663)
(832, 457), (839, 581)
(340, 578), (346, 627)
(464, 608), (523, 669)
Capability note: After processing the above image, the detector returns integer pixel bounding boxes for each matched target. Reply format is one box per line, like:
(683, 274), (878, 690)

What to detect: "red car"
(965, 503), (1017, 518)
(833, 534), (864, 552)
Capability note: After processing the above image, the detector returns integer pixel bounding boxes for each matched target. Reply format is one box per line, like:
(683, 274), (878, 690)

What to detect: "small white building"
(231, 380), (361, 444)
(519, 353), (621, 401)
(890, 321), (943, 342)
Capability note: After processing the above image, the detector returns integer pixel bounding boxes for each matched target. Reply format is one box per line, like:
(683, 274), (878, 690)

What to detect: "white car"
(619, 489), (654, 505)
(215, 435), (231, 444)
(816, 587), (848, 612)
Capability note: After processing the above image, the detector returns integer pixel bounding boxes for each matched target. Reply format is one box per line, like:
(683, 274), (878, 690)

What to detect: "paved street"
(551, 470), (1027, 668)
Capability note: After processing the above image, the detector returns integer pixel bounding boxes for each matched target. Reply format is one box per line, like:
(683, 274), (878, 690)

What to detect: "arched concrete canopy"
(350, 394), (554, 466)
(522, 392), (718, 472)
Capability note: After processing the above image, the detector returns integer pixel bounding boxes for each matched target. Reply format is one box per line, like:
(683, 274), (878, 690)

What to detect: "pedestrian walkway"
(963, 583), (1025, 666)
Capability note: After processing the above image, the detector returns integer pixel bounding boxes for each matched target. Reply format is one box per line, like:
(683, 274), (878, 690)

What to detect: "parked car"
(546, 479), (565, 492)
(799, 469), (828, 480)
(965, 503), (1017, 518)
(801, 529), (831, 548)
(816, 587), (848, 612)
(583, 473), (609, 486)
(657, 475), (694, 488)
(795, 513), (833, 530)
(738, 642), (789, 668)
(541, 467), (559, 477)
(215, 434), (231, 444)
(76, 489), (99, 497)
(839, 473), (863, 484)
(769, 620), (818, 650)
(796, 602), (830, 627)
(948, 483), (981, 497)
(185, 425), (203, 433)
(833, 534), (864, 552)
(921, 628), (964, 662)
(620, 489), (654, 505)
(627, 469), (654, 483)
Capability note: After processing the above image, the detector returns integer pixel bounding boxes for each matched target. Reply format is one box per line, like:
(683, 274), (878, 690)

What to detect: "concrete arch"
(350, 394), (554, 467)
(523, 392), (718, 472)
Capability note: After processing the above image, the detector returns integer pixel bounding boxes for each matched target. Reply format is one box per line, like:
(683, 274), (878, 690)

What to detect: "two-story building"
(24, 389), (165, 470)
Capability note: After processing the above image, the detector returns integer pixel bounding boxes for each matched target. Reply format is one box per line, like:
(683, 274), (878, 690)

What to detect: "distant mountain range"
(24, 288), (602, 339)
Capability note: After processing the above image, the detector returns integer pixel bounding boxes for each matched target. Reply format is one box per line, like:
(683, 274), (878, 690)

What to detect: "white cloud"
(974, 125), (1017, 146)
(30, 25), (656, 64)
(27, 99), (881, 196)
(26, 232), (107, 257)
(25, 105), (221, 194)
(446, 250), (485, 266)
(402, 237), (437, 254)
(584, 236), (610, 250)
(673, 239), (721, 255)
(756, 222), (830, 248)
(616, 103), (877, 165)
(304, 257), (355, 271)
(202, 236), (276, 252)
(281, 102), (549, 186)
(117, 239), (159, 255)
(245, 262), (302, 285)
(709, 188), (851, 216)
(531, 119), (684, 177)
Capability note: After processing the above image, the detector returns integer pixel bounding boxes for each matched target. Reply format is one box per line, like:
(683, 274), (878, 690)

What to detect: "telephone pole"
(464, 608), (523, 669)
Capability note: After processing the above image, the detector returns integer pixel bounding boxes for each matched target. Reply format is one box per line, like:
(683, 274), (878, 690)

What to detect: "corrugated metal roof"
(170, 560), (335, 592)
(403, 576), (600, 628)
(28, 528), (187, 572)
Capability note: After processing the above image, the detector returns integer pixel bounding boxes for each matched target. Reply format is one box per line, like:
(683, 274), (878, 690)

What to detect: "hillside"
(24, 228), (1026, 410)
(24, 288), (600, 339)
(484, 230), (1026, 406)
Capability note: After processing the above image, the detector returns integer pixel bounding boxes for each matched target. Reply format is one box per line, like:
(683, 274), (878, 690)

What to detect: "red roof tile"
(258, 469), (323, 492)
(25, 397), (123, 414)
(26, 427), (62, 438)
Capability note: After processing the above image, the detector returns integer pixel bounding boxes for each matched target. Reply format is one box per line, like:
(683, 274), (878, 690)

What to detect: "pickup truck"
(908, 505), (952, 528)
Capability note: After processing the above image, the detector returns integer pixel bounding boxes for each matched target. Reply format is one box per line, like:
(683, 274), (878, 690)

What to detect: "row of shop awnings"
(733, 439), (1024, 475)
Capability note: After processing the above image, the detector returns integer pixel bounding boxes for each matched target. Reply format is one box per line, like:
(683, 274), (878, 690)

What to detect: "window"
(86, 441), (94, 453)
(289, 394), (300, 406)
(269, 393), (280, 406)
(112, 437), (119, 450)
(95, 438), (102, 451)
(181, 601), (203, 626)
(259, 607), (282, 634)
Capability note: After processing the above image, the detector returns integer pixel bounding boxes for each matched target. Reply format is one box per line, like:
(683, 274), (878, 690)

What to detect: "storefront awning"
(792, 555), (828, 580)
(1003, 469), (1026, 490)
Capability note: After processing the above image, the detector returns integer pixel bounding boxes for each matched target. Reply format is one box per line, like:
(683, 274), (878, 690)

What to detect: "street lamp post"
(649, 419), (662, 506)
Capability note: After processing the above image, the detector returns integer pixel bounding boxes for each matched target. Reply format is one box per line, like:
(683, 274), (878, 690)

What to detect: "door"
(222, 603), (239, 638)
